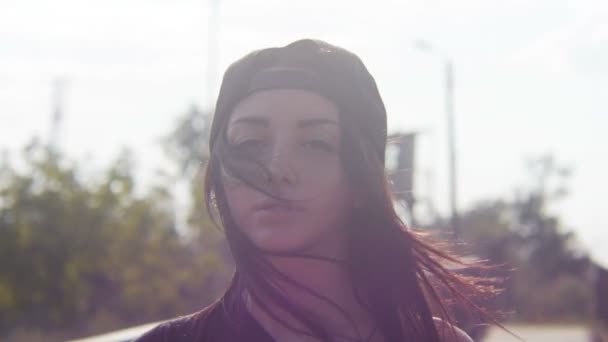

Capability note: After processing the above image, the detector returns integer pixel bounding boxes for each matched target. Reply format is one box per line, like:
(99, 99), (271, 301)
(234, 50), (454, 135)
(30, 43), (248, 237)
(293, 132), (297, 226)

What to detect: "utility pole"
(206, 0), (220, 108)
(50, 77), (68, 153)
(414, 40), (460, 237)
(445, 60), (459, 237)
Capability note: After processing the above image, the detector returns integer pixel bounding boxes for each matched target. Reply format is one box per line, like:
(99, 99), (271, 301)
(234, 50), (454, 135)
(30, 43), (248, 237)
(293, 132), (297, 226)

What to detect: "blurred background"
(1, 0), (606, 341)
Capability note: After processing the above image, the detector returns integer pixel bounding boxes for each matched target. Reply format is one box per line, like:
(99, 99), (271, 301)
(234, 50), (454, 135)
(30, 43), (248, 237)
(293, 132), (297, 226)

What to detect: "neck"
(244, 249), (376, 341)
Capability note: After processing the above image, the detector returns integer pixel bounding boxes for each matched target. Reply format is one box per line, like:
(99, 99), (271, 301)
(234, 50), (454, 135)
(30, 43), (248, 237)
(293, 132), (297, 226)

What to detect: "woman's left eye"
(302, 140), (334, 152)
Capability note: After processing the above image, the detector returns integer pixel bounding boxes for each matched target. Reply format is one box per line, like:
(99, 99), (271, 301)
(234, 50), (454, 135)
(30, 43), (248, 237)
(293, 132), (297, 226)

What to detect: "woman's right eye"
(236, 139), (265, 148)
(233, 139), (269, 154)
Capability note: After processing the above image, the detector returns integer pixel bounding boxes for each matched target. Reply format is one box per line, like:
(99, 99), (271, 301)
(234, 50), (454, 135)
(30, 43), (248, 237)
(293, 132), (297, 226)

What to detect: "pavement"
(482, 324), (591, 342)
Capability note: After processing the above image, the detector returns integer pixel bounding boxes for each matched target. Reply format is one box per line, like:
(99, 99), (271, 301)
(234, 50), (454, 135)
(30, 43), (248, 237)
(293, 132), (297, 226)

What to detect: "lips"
(253, 199), (301, 222)
(253, 199), (299, 212)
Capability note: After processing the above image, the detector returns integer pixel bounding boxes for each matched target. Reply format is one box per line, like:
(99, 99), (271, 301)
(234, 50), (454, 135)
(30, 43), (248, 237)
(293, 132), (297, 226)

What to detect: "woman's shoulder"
(433, 317), (474, 342)
(133, 303), (224, 342)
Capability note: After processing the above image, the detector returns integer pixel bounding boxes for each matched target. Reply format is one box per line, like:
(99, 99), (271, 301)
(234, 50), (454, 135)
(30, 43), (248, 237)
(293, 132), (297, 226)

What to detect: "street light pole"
(207, 0), (220, 108)
(445, 60), (459, 237)
(415, 41), (460, 237)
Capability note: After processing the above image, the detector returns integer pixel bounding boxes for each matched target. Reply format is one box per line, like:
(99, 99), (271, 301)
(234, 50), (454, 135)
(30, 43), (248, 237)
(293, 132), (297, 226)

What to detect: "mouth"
(254, 199), (299, 212)
(252, 199), (302, 221)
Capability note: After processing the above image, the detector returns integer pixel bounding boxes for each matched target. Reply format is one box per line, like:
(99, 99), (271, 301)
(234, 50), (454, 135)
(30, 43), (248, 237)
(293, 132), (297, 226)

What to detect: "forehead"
(228, 89), (340, 128)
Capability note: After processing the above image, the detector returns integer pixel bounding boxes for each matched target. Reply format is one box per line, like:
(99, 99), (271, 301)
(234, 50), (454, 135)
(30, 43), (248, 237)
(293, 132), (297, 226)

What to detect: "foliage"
(162, 104), (213, 177)
(0, 138), (228, 339)
(452, 155), (592, 322)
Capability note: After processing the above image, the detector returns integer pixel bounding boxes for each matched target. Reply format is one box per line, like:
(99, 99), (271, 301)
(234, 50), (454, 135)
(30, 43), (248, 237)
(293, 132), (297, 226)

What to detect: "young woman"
(136, 39), (486, 342)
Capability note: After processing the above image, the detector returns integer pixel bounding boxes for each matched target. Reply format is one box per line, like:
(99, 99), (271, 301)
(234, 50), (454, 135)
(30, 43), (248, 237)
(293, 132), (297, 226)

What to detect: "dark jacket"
(133, 289), (274, 342)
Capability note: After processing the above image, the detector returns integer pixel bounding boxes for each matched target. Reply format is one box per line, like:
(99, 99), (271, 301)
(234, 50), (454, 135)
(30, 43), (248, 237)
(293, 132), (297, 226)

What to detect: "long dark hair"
(203, 39), (495, 341)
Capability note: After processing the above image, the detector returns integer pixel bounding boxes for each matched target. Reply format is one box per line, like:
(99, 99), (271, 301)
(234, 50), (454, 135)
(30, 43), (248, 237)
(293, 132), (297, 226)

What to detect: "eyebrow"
(230, 116), (338, 128)
(297, 118), (339, 128)
(230, 116), (268, 127)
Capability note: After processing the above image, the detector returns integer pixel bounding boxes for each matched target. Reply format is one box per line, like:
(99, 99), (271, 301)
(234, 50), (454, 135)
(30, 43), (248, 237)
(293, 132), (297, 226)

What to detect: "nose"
(265, 152), (298, 186)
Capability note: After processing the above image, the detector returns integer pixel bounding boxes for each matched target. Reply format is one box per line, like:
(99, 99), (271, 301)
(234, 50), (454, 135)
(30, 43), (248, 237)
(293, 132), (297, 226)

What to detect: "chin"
(252, 237), (314, 254)
(247, 229), (317, 254)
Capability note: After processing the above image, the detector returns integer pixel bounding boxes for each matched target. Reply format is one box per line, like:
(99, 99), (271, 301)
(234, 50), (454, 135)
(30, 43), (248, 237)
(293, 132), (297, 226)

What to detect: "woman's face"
(223, 88), (356, 256)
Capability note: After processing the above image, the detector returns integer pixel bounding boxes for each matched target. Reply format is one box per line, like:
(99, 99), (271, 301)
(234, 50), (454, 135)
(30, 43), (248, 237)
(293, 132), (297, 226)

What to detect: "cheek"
(223, 180), (257, 227)
(297, 159), (350, 197)
(294, 161), (354, 230)
(308, 175), (354, 227)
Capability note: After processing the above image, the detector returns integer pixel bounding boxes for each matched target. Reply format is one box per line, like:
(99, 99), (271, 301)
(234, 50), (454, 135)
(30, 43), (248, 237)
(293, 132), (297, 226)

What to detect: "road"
(483, 324), (591, 342)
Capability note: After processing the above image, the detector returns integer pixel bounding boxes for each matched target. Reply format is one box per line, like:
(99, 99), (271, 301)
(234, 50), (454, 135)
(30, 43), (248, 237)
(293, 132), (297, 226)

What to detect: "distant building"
(592, 262), (608, 341)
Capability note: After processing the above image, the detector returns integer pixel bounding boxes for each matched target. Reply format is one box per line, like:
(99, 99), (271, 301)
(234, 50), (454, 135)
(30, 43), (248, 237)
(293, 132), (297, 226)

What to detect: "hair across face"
(204, 40), (390, 267)
(222, 89), (357, 256)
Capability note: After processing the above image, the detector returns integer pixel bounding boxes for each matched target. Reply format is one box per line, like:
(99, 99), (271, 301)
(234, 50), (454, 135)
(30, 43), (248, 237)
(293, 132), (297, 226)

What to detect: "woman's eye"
(237, 139), (264, 147)
(302, 140), (334, 152)
(234, 139), (268, 152)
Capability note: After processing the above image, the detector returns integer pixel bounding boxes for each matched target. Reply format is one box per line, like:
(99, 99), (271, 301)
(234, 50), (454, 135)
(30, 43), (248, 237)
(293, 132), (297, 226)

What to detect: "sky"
(1, 0), (607, 265)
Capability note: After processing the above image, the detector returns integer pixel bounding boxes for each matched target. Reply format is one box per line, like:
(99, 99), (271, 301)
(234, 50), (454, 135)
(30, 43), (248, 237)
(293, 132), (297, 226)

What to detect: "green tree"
(161, 104), (229, 265)
(0, 139), (226, 340)
(454, 155), (592, 322)
(162, 104), (212, 177)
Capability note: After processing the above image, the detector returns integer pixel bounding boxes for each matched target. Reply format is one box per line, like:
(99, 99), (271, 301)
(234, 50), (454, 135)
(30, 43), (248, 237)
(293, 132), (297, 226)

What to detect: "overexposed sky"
(1, 0), (607, 264)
